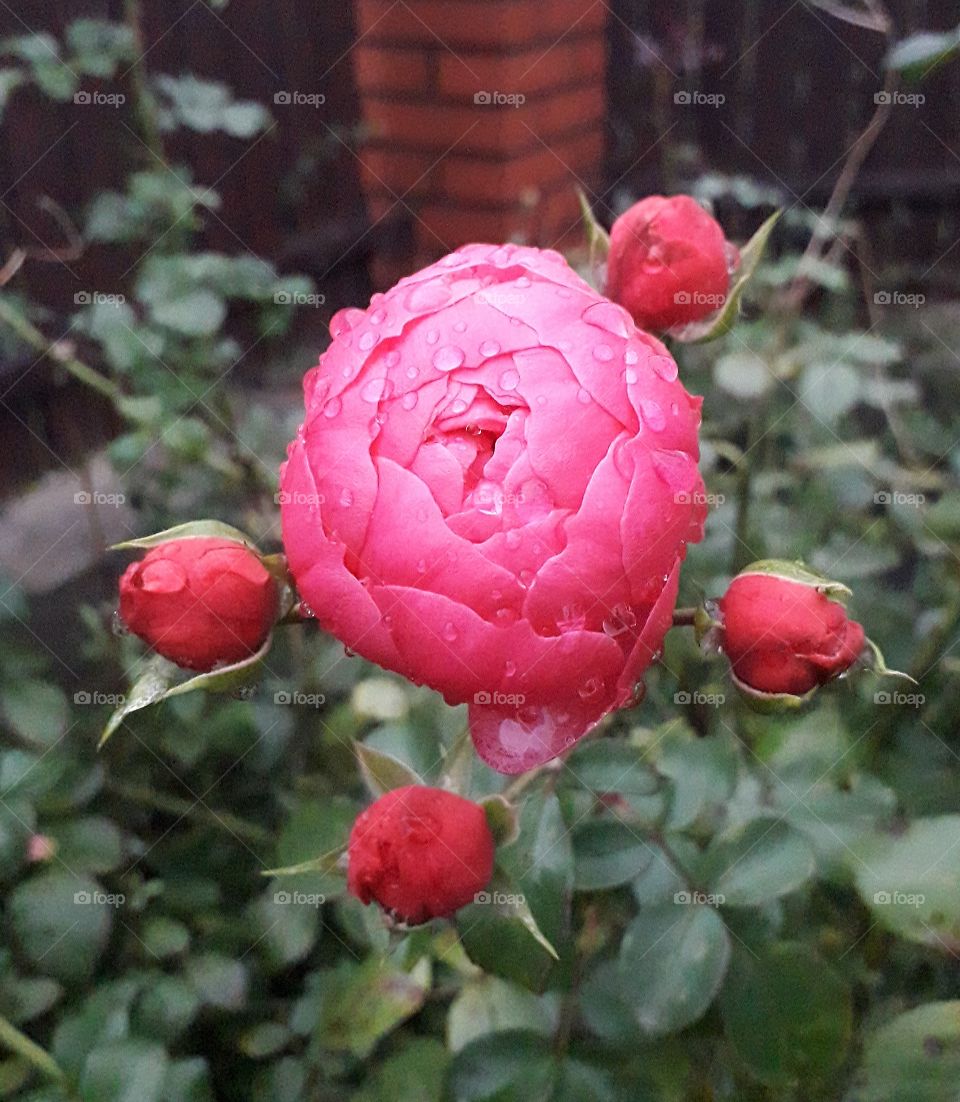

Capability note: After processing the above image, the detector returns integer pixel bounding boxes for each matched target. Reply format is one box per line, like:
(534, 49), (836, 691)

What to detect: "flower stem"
(672, 607), (697, 628)
(0, 1014), (66, 1086)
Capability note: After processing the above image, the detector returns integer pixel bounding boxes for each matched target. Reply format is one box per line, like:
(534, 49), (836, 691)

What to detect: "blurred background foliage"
(1, 3), (960, 1101)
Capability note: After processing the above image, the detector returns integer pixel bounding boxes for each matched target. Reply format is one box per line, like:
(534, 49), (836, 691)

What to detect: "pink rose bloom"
(280, 244), (706, 773)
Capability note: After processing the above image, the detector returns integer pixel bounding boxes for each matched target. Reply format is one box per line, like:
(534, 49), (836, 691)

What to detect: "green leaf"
(656, 728), (738, 831)
(317, 956), (430, 1058)
(577, 187), (610, 268)
(186, 954), (247, 1011)
(562, 739), (660, 798)
(150, 289), (226, 337)
(447, 976), (554, 1053)
(479, 794), (519, 846)
(572, 818), (655, 891)
(851, 816), (960, 952)
(458, 870), (559, 992)
(353, 1037), (448, 1102)
(98, 655), (177, 748)
(132, 976), (200, 1043)
(266, 795), (354, 897)
(2, 681), (69, 749)
(698, 819), (815, 906)
(447, 1030), (556, 1101)
(9, 871), (113, 984)
(46, 816), (122, 875)
(112, 519), (260, 551)
(714, 351), (774, 400)
(886, 26), (960, 81)
(850, 1001), (960, 1102)
(355, 741), (423, 797)
(616, 901), (731, 1036)
(79, 1039), (168, 1102)
(672, 209), (782, 342)
(720, 944), (852, 1088)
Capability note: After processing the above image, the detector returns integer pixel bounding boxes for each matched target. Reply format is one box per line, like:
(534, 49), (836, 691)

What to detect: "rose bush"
(118, 537), (279, 671)
(606, 194), (738, 332)
(280, 243), (707, 772)
(347, 785), (494, 924)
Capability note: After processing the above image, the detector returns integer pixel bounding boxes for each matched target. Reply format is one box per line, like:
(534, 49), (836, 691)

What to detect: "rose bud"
(713, 561), (866, 703)
(281, 243), (707, 774)
(347, 785), (495, 925)
(606, 195), (738, 332)
(119, 537), (279, 671)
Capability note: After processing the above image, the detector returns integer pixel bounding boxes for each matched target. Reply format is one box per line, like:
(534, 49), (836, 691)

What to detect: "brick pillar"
(354, 0), (607, 284)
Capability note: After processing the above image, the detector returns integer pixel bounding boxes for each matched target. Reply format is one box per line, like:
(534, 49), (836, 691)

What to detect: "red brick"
(356, 0), (608, 49)
(530, 84), (605, 140)
(438, 35), (605, 100)
(359, 148), (437, 197)
(362, 98), (530, 155)
(354, 45), (433, 95)
(416, 203), (531, 249)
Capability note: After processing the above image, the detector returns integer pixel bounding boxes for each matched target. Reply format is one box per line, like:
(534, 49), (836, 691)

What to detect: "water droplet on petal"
(369, 308), (386, 325)
(652, 355), (679, 382)
(426, 329), (440, 345)
(504, 660), (517, 678)
(613, 438), (633, 479)
(583, 300), (633, 338)
(358, 330), (378, 352)
(433, 345), (465, 372)
(519, 569), (534, 588)
(625, 369), (638, 385)
(401, 391), (418, 410)
(593, 343), (614, 362)
(322, 396), (342, 418)
(361, 377), (390, 403)
(479, 339), (500, 358)
(577, 387), (591, 405)
(499, 368), (520, 391)
(624, 346), (639, 365)
(443, 622), (458, 642)
(339, 488), (354, 507)
(578, 676), (603, 700)
(406, 365), (419, 380)
(515, 275), (532, 289)
(405, 283), (452, 312)
(386, 350), (400, 368)
(640, 400), (666, 432)
(505, 529), (522, 549)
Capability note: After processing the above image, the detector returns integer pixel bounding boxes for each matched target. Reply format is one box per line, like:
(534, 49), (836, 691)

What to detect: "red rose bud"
(347, 785), (495, 925)
(119, 538), (279, 671)
(716, 566), (865, 699)
(606, 194), (738, 332)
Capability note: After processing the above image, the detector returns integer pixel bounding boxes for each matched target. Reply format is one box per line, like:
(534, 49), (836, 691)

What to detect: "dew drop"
(405, 283), (452, 312)
(625, 369), (639, 385)
(322, 396), (342, 418)
(515, 275), (532, 289)
(504, 660), (517, 678)
(593, 343), (614, 362)
(613, 438), (633, 479)
(361, 377), (390, 403)
(386, 350), (400, 368)
(499, 368), (520, 391)
(416, 558), (427, 573)
(454, 320), (467, 333)
(640, 400), (666, 432)
(578, 676), (603, 700)
(443, 622), (458, 642)
(358, 330), (378, 352)
(433, 345), (465, 372)
(577, 387), (591, 404)
(339, 488), (354, 507)
(519, 569), (534, 588)
(624, 346), (639, 366)
(426, 329), (440, 345)
(652, 355), (679, 382)
(479, 339), (500, 358)
(583, 300), (632, 338)
(505, 529), (522, 549)
(369, 308), (386, 325)
(406, 365), (419, 380)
